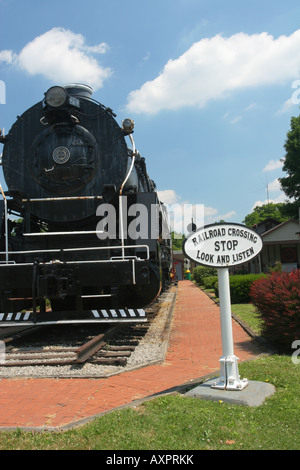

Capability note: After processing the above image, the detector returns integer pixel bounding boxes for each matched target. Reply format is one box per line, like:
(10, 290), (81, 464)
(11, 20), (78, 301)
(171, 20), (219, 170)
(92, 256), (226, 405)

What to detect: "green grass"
(231, 303), (263, 334)
(202, 285), (263, 334)
(0, 355), (299, 450)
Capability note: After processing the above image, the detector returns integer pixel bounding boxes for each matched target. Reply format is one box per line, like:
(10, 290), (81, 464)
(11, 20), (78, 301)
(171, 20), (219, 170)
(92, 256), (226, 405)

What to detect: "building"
(237, 218), (300, 274)
(172, 250), (197, 280)
(258, 219), (300, 272)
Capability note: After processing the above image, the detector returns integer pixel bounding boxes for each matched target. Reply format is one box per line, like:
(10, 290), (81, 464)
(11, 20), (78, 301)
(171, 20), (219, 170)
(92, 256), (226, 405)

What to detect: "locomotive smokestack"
(63, 84), (93, 99)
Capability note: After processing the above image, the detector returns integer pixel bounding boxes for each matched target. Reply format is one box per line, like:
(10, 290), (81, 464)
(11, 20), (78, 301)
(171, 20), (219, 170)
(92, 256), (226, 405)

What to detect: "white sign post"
(213, 267), (248, 390)
(183, 222), (263, 391)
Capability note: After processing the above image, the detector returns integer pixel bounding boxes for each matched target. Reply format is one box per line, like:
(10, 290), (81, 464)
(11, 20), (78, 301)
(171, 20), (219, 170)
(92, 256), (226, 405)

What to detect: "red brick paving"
(0, 281), (266, 429)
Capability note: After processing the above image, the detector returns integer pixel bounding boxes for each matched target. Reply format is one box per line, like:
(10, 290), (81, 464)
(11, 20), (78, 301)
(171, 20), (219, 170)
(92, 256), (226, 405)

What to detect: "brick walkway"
(0, 281), (266, 430)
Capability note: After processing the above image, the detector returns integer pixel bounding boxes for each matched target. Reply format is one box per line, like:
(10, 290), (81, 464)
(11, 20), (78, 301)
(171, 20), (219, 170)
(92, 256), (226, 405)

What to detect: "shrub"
(192, 266), (217, 285)
(250, 270), (300, 352)
(214, 274), (265, 304)
(202, 276), (218, 290)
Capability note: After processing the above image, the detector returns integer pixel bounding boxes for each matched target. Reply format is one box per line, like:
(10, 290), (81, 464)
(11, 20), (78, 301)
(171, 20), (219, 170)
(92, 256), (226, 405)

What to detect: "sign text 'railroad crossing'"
(183, 223), (262, 268)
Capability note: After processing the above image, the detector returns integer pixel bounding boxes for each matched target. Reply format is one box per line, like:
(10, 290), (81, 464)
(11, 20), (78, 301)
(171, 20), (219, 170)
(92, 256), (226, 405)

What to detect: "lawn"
(231, 303), (263, 334)
(202, 287), (263, 335)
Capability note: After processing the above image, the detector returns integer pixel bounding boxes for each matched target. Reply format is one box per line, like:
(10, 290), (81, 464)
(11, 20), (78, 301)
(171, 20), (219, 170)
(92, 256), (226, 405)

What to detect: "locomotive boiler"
(0, 84), (172, 325)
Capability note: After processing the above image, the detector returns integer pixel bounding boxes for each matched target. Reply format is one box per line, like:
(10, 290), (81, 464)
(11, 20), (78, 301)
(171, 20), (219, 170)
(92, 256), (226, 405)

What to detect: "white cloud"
(0, 49), (15, 63)
(157, 189), (236, 233)
(245, 102), (257, 111)
(263, 159), (283, 172)
(250, 177), (286, 211)
(126, 30), (300, 114)
(0, 28), (112, 90)
(230, 115), (242, 124)
(157, 189), (179, 205)
(142, 52), (151, 62)
(205, 209), (237, 224)
(158, 189), (203, 233)
(277, 79), (300, 113)
(203, 206), (218, 217)
(251, 192), (286, 211)
(268, 178), (281, 193)
(220, 210), (237, 220)
(82, 43), (110, 54)
(277, 97), (296, 114)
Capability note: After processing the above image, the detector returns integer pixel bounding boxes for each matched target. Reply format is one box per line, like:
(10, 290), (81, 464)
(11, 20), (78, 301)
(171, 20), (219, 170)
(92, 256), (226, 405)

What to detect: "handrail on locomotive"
(0, 129), (147, 265)
(0, 183), (8, 264)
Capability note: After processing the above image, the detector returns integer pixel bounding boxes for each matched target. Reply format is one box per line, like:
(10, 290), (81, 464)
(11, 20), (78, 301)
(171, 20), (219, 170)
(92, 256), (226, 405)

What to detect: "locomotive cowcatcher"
(0, 84), (172, 326)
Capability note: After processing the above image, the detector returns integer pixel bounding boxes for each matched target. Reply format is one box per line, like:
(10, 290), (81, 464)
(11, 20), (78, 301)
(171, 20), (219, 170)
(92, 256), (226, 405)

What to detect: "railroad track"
(0, 306), (157, 368)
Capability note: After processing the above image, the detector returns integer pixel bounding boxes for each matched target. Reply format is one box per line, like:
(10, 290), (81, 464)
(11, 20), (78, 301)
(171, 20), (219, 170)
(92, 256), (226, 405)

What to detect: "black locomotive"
(0, 84), (172, 325)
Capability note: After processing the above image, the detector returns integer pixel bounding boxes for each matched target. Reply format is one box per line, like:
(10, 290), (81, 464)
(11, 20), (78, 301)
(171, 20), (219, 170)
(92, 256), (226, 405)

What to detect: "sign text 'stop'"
(183, 223), (263, 268)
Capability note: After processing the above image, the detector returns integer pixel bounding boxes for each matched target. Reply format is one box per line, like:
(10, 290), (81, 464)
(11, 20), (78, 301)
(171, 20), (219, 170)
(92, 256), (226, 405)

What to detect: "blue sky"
(1, 0), (300, 230)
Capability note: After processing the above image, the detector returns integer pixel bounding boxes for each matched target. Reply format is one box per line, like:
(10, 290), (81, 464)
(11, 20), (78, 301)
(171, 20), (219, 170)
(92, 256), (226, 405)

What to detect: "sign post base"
(211, 355), (248, 391)
(212, 267), (248, 391)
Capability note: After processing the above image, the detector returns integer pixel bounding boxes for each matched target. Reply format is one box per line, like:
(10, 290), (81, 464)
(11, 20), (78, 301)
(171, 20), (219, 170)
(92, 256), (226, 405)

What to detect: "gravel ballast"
(0, 288), (176, 379)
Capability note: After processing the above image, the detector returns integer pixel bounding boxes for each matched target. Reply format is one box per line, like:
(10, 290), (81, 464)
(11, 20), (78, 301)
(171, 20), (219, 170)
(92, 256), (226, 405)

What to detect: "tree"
(279, 114), (300, 212)
(243, 202), (289, 227)
(171, 231), (185, 250)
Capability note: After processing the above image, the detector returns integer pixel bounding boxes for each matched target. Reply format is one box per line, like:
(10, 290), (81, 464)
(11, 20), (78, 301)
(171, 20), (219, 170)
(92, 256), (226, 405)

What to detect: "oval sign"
(183, 222), (263, 268)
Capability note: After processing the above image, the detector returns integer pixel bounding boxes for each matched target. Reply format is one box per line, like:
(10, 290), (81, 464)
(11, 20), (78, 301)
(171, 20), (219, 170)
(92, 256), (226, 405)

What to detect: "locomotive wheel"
(118, 264), (162, 308)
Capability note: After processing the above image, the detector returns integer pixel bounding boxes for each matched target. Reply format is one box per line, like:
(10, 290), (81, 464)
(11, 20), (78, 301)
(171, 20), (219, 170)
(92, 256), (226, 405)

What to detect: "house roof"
(252, 217), (280, 229)
(261, 219), (300, 244)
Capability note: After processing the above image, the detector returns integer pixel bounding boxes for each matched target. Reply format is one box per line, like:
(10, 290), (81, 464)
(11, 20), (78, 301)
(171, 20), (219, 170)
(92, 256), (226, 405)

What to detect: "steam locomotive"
(0, 84), (172, 326)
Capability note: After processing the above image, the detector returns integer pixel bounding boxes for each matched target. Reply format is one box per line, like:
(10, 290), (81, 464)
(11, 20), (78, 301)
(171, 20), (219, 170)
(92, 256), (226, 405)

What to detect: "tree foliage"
(280, 115), (300, 201)
(171, 232), (185, 250)
(243, 203), (289, 227)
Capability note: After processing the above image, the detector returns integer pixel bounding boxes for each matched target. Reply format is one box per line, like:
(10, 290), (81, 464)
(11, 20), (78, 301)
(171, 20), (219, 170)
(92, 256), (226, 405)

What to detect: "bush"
(192, 266), (217, 285)
(202, 276), (218, 289)
(214, 274), (265, 304)
(250, 270), (300, 351)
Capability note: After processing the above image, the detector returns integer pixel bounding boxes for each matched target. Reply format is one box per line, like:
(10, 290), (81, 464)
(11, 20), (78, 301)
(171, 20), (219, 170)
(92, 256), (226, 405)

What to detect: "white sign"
(183, 223), (263, 268)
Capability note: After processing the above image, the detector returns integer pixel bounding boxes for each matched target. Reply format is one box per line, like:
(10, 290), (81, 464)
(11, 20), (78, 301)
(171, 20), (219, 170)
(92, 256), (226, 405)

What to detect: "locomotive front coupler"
(30, 258), (72, 322)
(36, 260), (78, 300)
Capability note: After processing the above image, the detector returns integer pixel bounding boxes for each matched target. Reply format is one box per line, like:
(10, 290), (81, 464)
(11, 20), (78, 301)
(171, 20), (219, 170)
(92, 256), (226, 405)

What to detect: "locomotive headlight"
(122, 118), (135, 133)
(45, 86), (68, 108)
